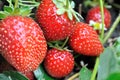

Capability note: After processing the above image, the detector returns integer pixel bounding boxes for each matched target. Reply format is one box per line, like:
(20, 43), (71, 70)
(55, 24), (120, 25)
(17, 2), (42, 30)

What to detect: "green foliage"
(97, 47), (120, 80)
(0, 71), (28, 80)
(0, 0), (39, 19)
(0, 74), (10, 80)
(114, 37), (120, 55)
(20, 7), (33, 16)
(0, 11), (8, 19)
(79, 67), (92, 80)
(3, 6), (13, 13)
(106, 73), (120, 80)
(34, 65), (54, 80)
(52, 0), (82, 21)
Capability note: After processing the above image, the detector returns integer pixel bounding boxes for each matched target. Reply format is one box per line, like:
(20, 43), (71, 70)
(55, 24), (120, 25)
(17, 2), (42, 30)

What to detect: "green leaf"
(21, 10), (31, 16)
(70, 1), (75, 8)
(20, 7), (32, 16)
(106, 73), (120, 80)
(97, 47), (120, 80)
(117, 37), (120, 42)
(97, 47), (113, 80)
(7, 0), (14, 8)
(67, 10), (73, 20)
(56, 8), (66, 15)
(53, 0), (64, 9)
(34, 65), (54, 80)
(57, 0), (64, 2)
(0, 71), (28, 80)
(3, 6), (13, 13)
(79, 67), (92, 80)
(114, 37), (120, 57)
(0, 74), (10, 80)
(115, 45), (120, 56)
(3, 71), (28, 80)
(0, 11), (7, 19)
(114, 37), (120, 51)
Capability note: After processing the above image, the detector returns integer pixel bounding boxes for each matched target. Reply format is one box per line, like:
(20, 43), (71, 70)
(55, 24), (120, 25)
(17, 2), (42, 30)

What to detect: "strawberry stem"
(67, 72), (79, 80)
(61, 37), (69, 48)
(90, 56), (99, 80)
(91, 2), (120, 80)
(99, 0), (105, 40)
(90, 13), (120, 80)
(18, 0), (39, 7)
(90, 0), (104, 80)
(14, 0), (18, 8)
(103, 14), (120, 44)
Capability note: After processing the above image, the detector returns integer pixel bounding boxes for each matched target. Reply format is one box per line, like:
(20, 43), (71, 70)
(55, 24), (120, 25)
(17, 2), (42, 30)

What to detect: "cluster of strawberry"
(0, 0), (111, 80)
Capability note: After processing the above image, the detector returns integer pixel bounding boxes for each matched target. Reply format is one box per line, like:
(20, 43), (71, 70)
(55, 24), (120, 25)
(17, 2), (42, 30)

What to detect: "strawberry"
(0, 16), (47, 73)
(86, 6), (111, 29)
(44, 48), (74, 78)
(69, 22), (104, 56)
(36, 0), (81, 41)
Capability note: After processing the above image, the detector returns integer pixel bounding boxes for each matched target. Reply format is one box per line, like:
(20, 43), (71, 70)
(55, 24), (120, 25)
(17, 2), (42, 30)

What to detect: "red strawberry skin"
(36, 0), (75, 41)
(86, 6), (111, 28)
(44, 48), (74, 78)
(0, 16), (47, 73)
(69, 22), (104, 56)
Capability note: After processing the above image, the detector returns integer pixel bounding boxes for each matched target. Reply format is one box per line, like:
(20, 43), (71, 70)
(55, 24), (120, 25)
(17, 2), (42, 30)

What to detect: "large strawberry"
(44, 48), (74, 78)
(86, 6), (111, 29)
(0, 0), (47, 73)
(69, 22), (104, 56)
(0, 16), (47, 72)
(36, 0), (81, 41)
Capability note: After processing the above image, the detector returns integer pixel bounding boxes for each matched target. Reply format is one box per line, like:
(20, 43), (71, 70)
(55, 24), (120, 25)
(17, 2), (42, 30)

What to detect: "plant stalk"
(90, 7), (120, 80)
(68, 72), (79, 80)
(90, 57), (100, 80)
(90, 0), (104, 80)
(61, 37), (69, 48)
(103, 14), (120, 44)
(14, 0), (18, 8)
(100, 0), (105, 40)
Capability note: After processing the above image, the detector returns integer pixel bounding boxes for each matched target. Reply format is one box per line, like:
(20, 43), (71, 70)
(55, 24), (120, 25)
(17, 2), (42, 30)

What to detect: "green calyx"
(0, 0), (39, 19)
(47, 37), (72, 52)
(53, 0), (83, 21)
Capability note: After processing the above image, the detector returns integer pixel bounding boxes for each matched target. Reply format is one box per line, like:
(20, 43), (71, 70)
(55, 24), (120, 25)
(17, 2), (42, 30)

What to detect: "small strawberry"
(44, 48), (74, 78)
(36, 0), (81, 41)
(86, 6), (111, 29)
(69, 22), (104, 56)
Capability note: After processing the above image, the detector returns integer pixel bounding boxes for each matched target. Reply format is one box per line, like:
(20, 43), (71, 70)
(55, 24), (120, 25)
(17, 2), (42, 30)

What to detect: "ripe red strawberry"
(69, 22), (104, 56)
(86, 6), (111, 28)
(44, 48), (74, 78)
(0, 16), (47, 73)
(36, 0), (78, 41)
